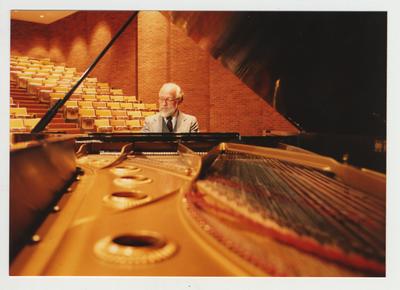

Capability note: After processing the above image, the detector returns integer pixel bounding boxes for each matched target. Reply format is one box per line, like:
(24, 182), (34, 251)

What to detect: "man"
(141, 83), (199, 133)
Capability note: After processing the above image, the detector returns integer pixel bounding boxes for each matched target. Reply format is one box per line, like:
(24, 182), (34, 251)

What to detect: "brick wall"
(11, 20), (49, 59)
(137, 12), (168, 103)
(11, 11), (298, 135)
(210, 57), (297, 135)
(169, 21), (211, 133)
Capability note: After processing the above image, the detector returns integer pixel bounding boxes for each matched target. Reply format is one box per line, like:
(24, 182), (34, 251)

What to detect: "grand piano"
(9, 11), (386, 277)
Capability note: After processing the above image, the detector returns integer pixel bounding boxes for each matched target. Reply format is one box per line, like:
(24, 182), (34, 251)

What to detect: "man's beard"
(159, 107), (176, 118)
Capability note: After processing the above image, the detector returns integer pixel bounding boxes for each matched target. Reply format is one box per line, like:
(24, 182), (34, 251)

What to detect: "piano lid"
(163, 11), (386, 136)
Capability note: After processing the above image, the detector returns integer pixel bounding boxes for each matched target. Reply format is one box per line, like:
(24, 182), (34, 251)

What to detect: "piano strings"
(190, 150), (385, 275)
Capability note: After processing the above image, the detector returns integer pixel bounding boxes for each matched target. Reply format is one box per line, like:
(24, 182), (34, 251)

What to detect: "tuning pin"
(342, 153), (349, 164)
(31, 234), (41, 243)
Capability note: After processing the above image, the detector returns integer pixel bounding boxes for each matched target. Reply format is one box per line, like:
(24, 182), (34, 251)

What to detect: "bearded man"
(141, 83), (199, 133)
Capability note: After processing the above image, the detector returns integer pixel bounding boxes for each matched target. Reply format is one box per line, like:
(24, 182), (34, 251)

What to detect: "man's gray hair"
(160, 82), (184, 101)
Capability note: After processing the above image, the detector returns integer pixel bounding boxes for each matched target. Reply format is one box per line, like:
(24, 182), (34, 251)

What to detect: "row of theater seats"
(10, 99), (38, 133)
(10, 118), (41, 133)
(10, 55), (158, 133)
(70, 107), (153, 131)
(10, 107), (33, 118)
(90, 119), (142, 132)
(9, 103), (45, 133)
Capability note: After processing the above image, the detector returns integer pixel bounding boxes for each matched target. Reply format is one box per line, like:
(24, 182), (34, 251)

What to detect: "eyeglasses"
(158, 97), (178, 103)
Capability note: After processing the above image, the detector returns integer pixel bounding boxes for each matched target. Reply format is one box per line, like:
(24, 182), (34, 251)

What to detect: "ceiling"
(11, 10), (77, 24)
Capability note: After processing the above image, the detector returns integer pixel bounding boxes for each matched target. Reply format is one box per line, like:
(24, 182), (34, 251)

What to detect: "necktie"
(166, 116), (173, 132)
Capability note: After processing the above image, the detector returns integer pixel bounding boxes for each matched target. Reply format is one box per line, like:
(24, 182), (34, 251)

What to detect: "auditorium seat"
(53, 65), (65, 72)
(54, 86), (70, 93)
(111, 110), (128, 119)
(10, 64), (24, 70)
(10, 107), (30, 118)
(24, 67), (39, 73)
(97, 87), (110, 94)
(65, 67), (76, 73)
(83, 88), (97, 95)
(110, 119), (128, 131)
(144, 103), (158, 110)
(124, 96), (137, 103)
(65, 100), (78, 108)
(94, 118), (112, 133)
(95, 109), (112, 119)
(64, 101), (79, 121)
(79, 108), (95, 117)
(53, 69), (66, 75)
(16, 56), (29, 61)
(49, 73), (63, 79)
(28, 67), (41, 72)
(23, 118), (41, 131)
(133, 103), (145, 110)
(10, 71), (22, 82)
(85, 77), (97, 83)
(110, 88), (123, 95)
(107, 102), (120, 110)
(126, 119), (141, 131)
(56, 80), (73, 87)
(63, 73), (75, 79)
(33, 81), (57, 97)
(10, 118), (26, 132)
(92, 101), (107, 109)
(10, 64), (23, 70)
(79, 108), (96, 130)
(48, 92), (66, 105)
(120, 102), (133, 110)
(35, 72), (50, 78)
(30, 64), (41, 69)
(10, 71), (23, 82)
(49, 92), (66, 99)
(110, 95), (124, 102)
(84, 82), (97, 89)
(96, 95), (111, 102)
(18, 76), (36, 90)
(82, 94), (97, 101)
(127, 110), (142, 119)
(40, 61), (53, 66)
(142, 111), (155, 117)
(96, 83), (110, 94)
(73, 87), (83, 94)
(17, 62), (30, 68)
(70, 94), (83, 101)
(38, 90), (54, 103)
(17, 73), (35, 88)
(43, 79), (58, 86)
(78, 101), (93, 108)
(27, 79), (45, 95)
(46, 75), (60, 81)
(40, 65), (54, 70)
(97, 82), (109, 88)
